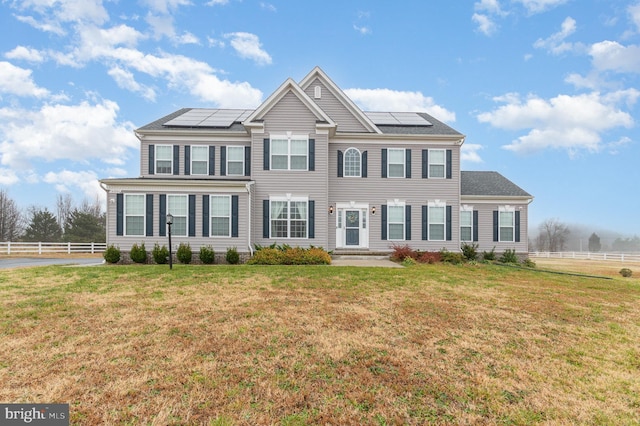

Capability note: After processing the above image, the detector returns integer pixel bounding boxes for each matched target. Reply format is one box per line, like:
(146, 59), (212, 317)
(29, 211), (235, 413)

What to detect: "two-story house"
(100, 67), (533, 259)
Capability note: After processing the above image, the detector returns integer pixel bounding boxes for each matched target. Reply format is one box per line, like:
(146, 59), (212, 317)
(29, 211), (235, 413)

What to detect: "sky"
(0, 0), (639, 237)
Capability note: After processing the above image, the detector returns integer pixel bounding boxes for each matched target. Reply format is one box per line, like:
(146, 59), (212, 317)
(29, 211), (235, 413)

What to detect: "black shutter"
(308, 139), (315, 171)
(362, 151), (368, 178)
(473, 210), (479, 242)
(515, 211), (521, 243)
(493, 211), (499, 242)
(405, 149), (411, 178)
(446, 149), (452, 179)
(244, 147), (251, 176)
(381, 149), (387, 178)
(263, 138), (270, 170)
(263, 200), (270, 238)
(209, 146), (215, 175)
(446, 206), (452, 241)
(405, 205), (411, 240)
(422, 205), (428, 240)
(308, 200), (315, 239)
(188, 195), (196, 237)
(422, 150), (428, 179)
(184, 145), (191, 176)
(146, 194), (153, 236)
(337, 150), (344, 177)
(202, 195), (209, 237)
(173, 145), (179, 175)
(148, 145), (155, 175)
(220, 146), (226, 176)
(116, 193), (124, 236)
(381, 204), (387, 240)
(231, 195), (239, 238)
(159, 194), (166, 237)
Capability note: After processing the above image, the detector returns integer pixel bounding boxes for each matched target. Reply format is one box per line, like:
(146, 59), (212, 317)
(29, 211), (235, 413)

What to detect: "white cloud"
(589, 40), (640, 74)
(461, 143), (484, 163)
(15, 14), (66, 35)
(472, 13), (497, 36)
(108, 66), (157, 101)
(629, 3), (640, 32)
(5, 46), (46, 63)
(344, 88), (456, 123)
(224, 32), (272, 66)
(477, 91), (637, 155)
(141, 0), (192, 15)
(14, 0), (109, 28)
(0, 168), (19, 186)
(260, 2), (276, 12)
(206, 0), (229, 5)
(533, 16), (579, 55)
(43, 170), (103, 201)
(0, 61), (50, 98)
(475, 0), (507, 16)
(353, 25), (372, 35)
(515, 0), (569, 14)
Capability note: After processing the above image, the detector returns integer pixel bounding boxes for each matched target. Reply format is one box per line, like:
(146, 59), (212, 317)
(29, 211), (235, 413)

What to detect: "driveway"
(0, 257), (104, 269)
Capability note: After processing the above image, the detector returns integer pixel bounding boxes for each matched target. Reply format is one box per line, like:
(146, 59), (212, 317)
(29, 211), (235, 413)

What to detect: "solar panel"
(366, 112), (432, 126)
(164, 109), (255, 128)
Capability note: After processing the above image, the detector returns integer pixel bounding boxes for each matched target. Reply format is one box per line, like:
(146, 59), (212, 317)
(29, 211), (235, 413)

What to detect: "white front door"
(336, 204), (369, 249)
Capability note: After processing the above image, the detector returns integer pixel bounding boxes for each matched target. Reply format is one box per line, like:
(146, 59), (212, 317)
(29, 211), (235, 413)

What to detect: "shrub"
(152, 243), (169, 264)
(177, 243), (192, 264)
(248, 248), (284, 265)
(199, 245), (215, 264)
(247, 246), (332, 265)
(522, 258), (536, 268)
(103, 245), (121, 264)
(499, 248), (519, 264)
(461, 242), (479, 261)
(440, 249), (464, 264)
(130, 243), (147, 263)
(402, 257), (417, 267)
(417, 251), (442, 264)
(390, 244), (417, 262)
(619, 268), (633, 278)
(482, 247), (496, 262)
(225, 247), (240, 264)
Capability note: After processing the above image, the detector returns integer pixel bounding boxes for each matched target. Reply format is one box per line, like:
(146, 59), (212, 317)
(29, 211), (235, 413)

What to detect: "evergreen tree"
(22, 208), (62, 242)
(588, 232), (601, 252)
(64, 209), (106, 243)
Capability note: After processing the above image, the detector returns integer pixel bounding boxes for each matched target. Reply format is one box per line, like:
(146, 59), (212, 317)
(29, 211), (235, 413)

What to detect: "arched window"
(344, 148), (361, 177)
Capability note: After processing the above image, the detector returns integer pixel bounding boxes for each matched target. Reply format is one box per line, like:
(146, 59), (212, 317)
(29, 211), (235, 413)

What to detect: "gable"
(263, 92), (320, 133)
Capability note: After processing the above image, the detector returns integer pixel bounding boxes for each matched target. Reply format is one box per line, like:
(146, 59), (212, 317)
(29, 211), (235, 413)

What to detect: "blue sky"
(0, 0), (639, 236)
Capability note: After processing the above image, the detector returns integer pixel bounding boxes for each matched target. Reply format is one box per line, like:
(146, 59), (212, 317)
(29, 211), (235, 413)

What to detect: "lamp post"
(166, 213), (173, 270)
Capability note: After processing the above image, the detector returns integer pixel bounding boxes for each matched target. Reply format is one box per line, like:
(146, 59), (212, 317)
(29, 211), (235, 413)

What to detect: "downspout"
(246, 181), (255, 256)
(99, 181), (110, 247)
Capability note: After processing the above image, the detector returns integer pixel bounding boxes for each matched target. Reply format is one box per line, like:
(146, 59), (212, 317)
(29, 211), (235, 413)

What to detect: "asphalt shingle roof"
(461, 171), (532, 197)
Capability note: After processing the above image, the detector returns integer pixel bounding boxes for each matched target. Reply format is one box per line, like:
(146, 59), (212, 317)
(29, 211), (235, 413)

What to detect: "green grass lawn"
(0, 262), (639, 425)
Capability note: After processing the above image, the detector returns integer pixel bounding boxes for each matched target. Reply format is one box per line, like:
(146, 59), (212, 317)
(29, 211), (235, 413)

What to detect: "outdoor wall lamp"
(329, 205), (334, 215)
(166, 213), (173, 270)
(371, 206), (376, 215)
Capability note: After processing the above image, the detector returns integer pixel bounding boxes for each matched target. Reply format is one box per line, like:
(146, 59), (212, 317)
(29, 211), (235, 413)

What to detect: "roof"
(373, 112), (462, 136)
(461, 171), (532, 198)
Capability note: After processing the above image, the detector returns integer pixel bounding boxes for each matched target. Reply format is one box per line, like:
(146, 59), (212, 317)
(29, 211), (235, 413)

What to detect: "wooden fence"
(529, 251), (640, 262)
(0, 242), (106, 255)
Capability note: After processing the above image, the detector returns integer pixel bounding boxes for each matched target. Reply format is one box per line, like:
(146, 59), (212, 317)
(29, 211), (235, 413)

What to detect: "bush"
(482, 247), (496, 261)
(620, 268), (633, 278)
(390, 244), (418, 262)
(130, 243), (147, 263)
(417, 251), (442, 264)
(499, 248), (519, 264)
(402, 257), (417, 267)
(103, 245), (121, 264)
(176, 243), (192, 264)
(440, 249), (464, 264)
(199, 245), (215, 264)
(247, 246), (332, 265)
(461, 242), (479, 261)
(152, 243), (169, 264)
(225, 247), (240, 264)
(522, 258), (536, 268)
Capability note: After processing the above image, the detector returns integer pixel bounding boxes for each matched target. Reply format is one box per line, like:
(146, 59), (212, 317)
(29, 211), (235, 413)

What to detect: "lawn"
(0, 260), (639, 425)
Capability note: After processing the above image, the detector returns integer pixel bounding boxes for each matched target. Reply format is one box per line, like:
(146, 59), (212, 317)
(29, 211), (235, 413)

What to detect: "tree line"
(0, 190), (105, 243)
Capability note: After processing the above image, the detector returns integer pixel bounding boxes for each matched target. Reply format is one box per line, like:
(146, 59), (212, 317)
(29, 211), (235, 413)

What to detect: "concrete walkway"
(330, 256), (402, 268)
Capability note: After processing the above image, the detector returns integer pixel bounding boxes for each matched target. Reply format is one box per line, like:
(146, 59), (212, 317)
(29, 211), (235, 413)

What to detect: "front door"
(345, 209), (360, 246)
(336, 204), (369, 249)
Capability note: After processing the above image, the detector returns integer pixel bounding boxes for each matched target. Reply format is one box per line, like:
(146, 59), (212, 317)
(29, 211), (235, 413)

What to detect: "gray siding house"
(100, 67), (533, 257)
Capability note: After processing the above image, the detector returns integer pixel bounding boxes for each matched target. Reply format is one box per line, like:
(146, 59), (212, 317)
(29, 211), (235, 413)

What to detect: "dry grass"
(0, 261), (639, 425)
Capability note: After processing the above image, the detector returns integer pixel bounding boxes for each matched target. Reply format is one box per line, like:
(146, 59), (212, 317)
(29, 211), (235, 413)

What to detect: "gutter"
(246, 181), (255, 256)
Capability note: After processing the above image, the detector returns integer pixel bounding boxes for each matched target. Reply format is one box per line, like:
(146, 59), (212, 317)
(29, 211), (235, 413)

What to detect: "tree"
(64, 209), (106, 243)
(23, 208), (63, 242)
(0, 189), (23, 241)
(55, 193), (74, 231)
(588, 233), (601, 252)
(536, 218), (570, 252)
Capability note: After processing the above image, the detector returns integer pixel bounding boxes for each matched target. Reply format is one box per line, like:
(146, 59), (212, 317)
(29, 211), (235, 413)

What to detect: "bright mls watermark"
(0, 404), (69, 425)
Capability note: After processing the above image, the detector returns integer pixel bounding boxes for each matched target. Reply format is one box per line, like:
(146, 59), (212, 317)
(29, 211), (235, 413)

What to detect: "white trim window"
(344, 147), (361, 177)
(124, 194), (145, 236)
(387, 201), (405, 240)
(191, 146), (208, 175)
(227, 146), (245, 176)
(428, 201), (446, 241)
(388, 148), (405, 178)
(167, 194), (188, 236)
(499, 206), (515, 242)
(271, 135), (308, 170)
(460, 206), (473, 242)
(270, 197), (308, 239)
(156, 145), (173, 174)
(210, 195), (231, 237)
(429, 149), (446, 178)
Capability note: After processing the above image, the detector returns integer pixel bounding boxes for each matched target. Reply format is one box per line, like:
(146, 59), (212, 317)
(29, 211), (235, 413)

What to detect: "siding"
(303, 78), (370, 133)
(463, 200), (530, 254)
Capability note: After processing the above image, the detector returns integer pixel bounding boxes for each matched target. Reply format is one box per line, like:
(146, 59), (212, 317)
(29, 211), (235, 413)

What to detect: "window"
(344, 148), (361, 177)
(124, 194), (145, 236)
(270, 198), (308, 239)
(167, 195), (188, 236)
(429, 149), (446, 178)
(388, 204), (405, 240)
(210, 195), (230, 237)
(460, 210), (473, 242)
(191, 146), (208, 175)
(271, 136), (308, 170)
(227, 146), (244, 176)
(499, 209), (515, 242)
(156, 145), (173, 174)
(388, 148), (405, 178)
(429, 205), (446, 241)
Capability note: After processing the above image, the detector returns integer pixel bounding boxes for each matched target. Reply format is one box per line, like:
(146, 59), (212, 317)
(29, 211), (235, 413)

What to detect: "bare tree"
(56, 193), (74, 230)
(0, 189), (23, 241)
(536, 218), (570, 252)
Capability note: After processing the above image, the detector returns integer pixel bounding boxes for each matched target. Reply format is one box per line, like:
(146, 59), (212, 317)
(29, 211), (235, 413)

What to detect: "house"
(100, 67), (533, 259)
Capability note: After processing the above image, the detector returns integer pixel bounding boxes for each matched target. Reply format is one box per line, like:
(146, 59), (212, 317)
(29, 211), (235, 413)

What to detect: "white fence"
(530, 251), (640, 262)
(0, 242), (106, 255)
